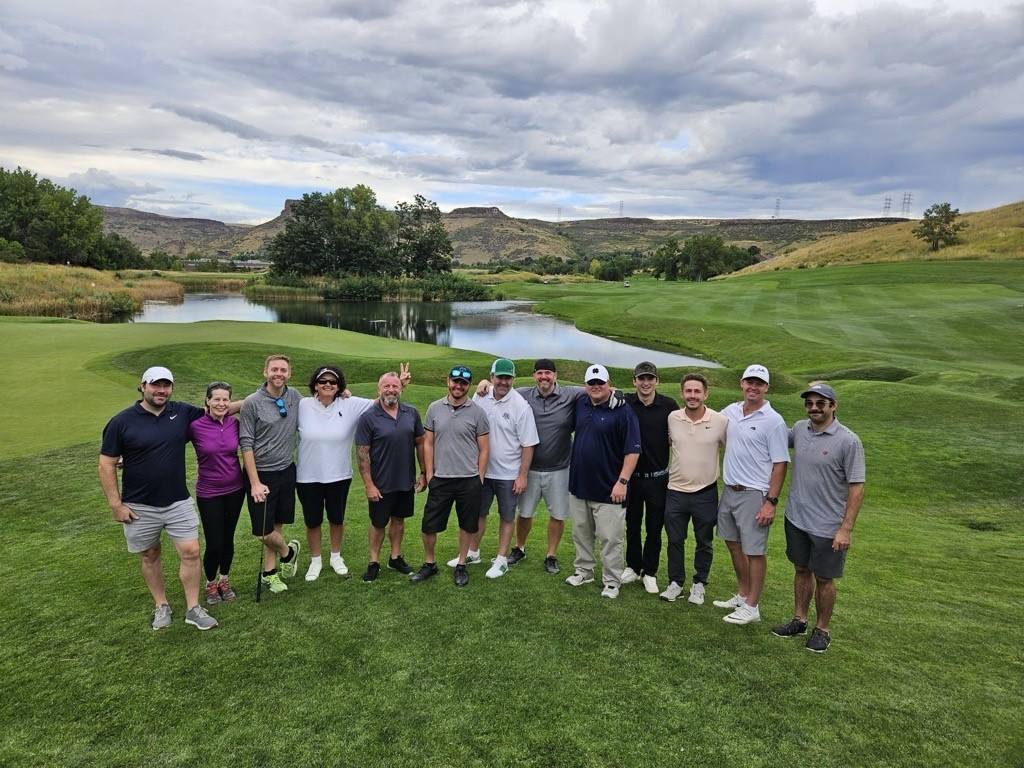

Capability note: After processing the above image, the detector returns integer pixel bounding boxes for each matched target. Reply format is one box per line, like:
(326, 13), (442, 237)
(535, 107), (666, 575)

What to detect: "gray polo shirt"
(516, 384), (586, 472)
(785, 418), (866, 538)
(238, 384), (302, 472)
(354, 401), (424, 494)
(424, 397), (490, 478)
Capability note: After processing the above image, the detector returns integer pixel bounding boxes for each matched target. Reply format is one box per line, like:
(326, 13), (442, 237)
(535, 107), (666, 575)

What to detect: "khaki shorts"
(123, 498), (199, 553)
(716, 486), (771, 556)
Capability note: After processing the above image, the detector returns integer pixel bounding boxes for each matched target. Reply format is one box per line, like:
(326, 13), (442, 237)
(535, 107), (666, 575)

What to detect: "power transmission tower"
(772, 198), (780, 219)
(619, 200), (624, 217)
(557, 206), (561, 223)
(883, 197), (892, 217)
(900, 191), (913, 216)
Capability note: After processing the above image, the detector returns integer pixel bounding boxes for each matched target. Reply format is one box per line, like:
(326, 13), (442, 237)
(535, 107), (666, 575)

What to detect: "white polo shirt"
(296, 395), (375, 483)
(721, 400), (790, 492)
(473, 388), (540, 480)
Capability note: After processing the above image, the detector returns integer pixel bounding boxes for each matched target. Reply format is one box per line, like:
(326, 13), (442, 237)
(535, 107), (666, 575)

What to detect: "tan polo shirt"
(668, 407), (728, 492)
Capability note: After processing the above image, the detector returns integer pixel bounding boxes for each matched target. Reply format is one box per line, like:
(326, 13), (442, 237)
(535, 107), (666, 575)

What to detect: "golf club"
(254, 498), (267, 602)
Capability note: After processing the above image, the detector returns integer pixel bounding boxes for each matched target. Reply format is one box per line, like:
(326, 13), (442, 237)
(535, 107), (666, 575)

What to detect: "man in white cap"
(99, 366), (224, 630)
(713, 364), (789, 625)
(771, 383), (865, 653)
(465, 358), (539, 578)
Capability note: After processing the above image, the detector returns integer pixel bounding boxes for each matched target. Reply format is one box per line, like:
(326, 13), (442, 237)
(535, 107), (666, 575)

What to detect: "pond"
(133, 293), (720, 369)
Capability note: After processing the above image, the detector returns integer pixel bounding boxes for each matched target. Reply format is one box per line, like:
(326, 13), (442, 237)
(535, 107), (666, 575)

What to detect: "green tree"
(680, 234), (727, 282)
(649, 237), (683, 280)
(90, 232), (146, 270)
(912, 203), (968, 252)
(394, 195), (453, 276)
(0, 238), (26, 264)
(0, 166), (103, 264)
(147, 250), (183, 271)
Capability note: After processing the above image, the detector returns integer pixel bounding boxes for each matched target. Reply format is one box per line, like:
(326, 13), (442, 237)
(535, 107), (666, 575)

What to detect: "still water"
(135, 293), (720, 369)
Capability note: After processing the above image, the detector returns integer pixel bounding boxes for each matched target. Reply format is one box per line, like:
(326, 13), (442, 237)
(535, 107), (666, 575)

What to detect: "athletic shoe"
(601, 584), (619, 599)
(486, 558), (508, 579)
(642, 574), (659, 594)
(659, 582), (683, 602)
(152, 604), (172, 630)
(217, 578), (236, 601)
(771, 618), (808, 638)
(688, 583), (705, 605)
(454, 564), (469, 587)
(387, 555), (414, 575)
(185, 605), (218, 630)
(713, 593), (745, 609)
(261, 572), (288, 593)
(620, 567), (640, 585)
(205, 581), (222, 605)
(362, 562), (381, 582)
(280, 540), (301, 579)
(447, 552), (480, 567)
(805, 627), (831, 653)
(543, 556), (560, 574)
(507, 546), (526, 566)
(565, 571), (594, 587)
(330, 555), (349, 576)
(305, 560), (322, 581)
(723, 604), (761, 625)
(410, 562), (439, 584)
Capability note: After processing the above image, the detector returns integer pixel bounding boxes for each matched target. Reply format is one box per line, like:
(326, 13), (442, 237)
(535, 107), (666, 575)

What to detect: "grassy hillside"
(737, 199), (1024, 274)
(1, 259), (1022, 766)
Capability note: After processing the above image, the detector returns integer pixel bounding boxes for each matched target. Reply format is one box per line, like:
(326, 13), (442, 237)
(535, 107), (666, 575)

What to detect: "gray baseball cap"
(800, 383), (837, 401)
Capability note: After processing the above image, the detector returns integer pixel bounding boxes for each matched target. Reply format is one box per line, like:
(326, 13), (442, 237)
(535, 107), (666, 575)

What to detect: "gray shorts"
(717, 486), (771, 556)
(785, 518), (846, 579)
(123, 498), (199, 554)
(480, 478), (518, 522)
(517, 467), (570, 521)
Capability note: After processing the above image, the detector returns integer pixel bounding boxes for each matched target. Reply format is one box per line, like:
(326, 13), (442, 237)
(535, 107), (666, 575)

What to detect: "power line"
(619, 200), (624, 217)
(900, 191), (913, 217)
(883, 197), (892, 217)
(772, 198), (780, 219)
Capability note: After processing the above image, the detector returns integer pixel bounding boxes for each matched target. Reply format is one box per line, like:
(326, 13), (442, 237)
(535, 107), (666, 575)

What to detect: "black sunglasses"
(316, 379), (338, 386)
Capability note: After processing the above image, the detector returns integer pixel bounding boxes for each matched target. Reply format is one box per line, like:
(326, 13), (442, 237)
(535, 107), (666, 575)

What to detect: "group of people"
(101, 355), (864, 653)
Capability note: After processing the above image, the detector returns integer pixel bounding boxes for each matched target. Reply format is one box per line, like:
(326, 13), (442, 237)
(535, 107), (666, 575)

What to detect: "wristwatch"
(765, 496), (779, 505)
(618, 477), (629, 486)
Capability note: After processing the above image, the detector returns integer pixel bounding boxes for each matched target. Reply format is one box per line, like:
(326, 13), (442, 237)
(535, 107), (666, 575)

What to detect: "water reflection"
(133, 294), (720, 368)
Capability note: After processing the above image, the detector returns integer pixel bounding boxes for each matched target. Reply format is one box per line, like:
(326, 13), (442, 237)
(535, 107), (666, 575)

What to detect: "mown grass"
(1, 259), (1023, 767)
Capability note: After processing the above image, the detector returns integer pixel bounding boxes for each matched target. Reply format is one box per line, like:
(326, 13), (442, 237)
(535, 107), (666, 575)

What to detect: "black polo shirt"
(354, 401), (425, 494)
(101, 401), (205, 506)
(625, 392), (679, 474)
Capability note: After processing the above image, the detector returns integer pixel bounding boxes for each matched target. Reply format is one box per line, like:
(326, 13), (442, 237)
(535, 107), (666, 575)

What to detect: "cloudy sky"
(1, 0), (1021, 223)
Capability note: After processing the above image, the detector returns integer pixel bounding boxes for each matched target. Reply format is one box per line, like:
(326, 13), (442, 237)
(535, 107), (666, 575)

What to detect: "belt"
(636, 469), (669, 479)
(727, 484), (759, 492)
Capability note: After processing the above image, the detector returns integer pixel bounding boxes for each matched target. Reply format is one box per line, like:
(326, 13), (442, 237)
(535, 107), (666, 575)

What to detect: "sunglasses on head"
(275, 397), (288, 417)
(449, 367), (472, 382)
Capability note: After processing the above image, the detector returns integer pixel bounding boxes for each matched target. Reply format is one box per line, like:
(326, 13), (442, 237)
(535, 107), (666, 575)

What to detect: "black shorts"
(785, 517), (847, 580)
(422, 476), (482, 535)
(245, 464), (296, 536)
(368, 489), (416, 529)
(296, 479), (352, 528)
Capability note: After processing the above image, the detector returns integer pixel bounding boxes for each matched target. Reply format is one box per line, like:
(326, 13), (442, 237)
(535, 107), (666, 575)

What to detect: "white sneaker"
(305, 560), (322, 581)
(642, 575), (659, 594)
(659, 582), (683, 602)
(565, 571), (595, 587)
(712, 593), (745, 609)
(620, 567), (640, 585)
(723, 604), (761, 625)
(447, 551), (481, 567)
(688, 583), (706, 605)
(601, 584), (620, 599)
(330, 555), (348, 576)
(486, 557), (508, 579)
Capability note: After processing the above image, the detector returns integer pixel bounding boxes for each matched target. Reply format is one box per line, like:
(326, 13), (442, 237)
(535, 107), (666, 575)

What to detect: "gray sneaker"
(152, 603), (172, 630)
(185, 605), (219, 631)
(659, 582), (683, 602)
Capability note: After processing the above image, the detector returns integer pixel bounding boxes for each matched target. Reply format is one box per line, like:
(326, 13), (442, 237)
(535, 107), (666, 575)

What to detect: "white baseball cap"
(741, 364), (769, 383)
(141, 366), (174, 384)
(585, 364), (610, 383)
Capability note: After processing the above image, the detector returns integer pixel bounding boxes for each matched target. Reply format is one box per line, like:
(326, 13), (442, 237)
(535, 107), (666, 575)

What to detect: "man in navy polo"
(355, 370), (427, 582)
(565, 364), (642, 599)
(99, 366), (219, 631)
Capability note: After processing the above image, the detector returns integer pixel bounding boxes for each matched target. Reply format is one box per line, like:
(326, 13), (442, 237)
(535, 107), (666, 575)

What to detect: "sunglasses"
(316, 379), (338, 386)
(804, 400), (831, 409)
(449, 367), (472, 381)
(586, 379), (607, 386)
(275, 397), (288, 417)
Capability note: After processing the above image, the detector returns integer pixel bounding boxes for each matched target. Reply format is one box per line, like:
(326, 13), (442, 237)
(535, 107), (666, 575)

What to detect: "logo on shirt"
(749, 426), (756, 430)
(169, 414), (178, 420)
(502, 413), (511, 421)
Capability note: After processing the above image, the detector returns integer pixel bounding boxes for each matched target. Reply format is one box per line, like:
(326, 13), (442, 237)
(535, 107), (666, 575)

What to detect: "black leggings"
(197, 488), (245, 582)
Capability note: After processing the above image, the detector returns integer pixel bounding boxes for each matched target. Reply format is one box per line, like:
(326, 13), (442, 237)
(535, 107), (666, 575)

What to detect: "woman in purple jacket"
(188, 381), (246, 605)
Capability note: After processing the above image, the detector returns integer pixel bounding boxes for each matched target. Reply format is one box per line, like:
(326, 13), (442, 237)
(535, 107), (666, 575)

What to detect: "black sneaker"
(387, 555), (414, 575)
(771, 617), (808, 637)
(805, 627), (831, 653)
(454, 564), (469, 587)
(507, 546), (526, 566)
(410, 562), (439, 584)
(543, 556), (560, 574)
(362, 562), (381, 582)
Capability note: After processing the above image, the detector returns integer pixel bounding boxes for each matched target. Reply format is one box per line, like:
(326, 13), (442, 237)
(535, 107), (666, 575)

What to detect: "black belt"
(636, 469), (669, 479)
(727, 484), (758, 492)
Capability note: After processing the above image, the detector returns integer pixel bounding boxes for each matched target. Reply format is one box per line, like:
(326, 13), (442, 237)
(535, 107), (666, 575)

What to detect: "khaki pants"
(569, 495), (626, 587)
